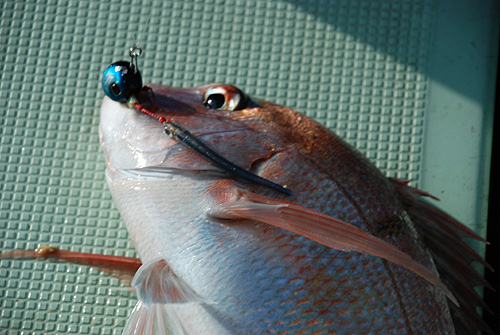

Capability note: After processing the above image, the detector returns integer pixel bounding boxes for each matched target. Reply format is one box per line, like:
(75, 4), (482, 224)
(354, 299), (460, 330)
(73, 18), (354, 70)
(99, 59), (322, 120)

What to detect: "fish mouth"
(100, 95), (254, 172)
(113, 166), (228, 182)
(130, 128), (251, 156)
(100, 87), (293, 195)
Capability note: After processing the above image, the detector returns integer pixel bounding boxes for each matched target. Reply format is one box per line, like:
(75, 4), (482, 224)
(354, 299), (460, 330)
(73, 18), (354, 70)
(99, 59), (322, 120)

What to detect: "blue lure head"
(102, 47), (143, 103)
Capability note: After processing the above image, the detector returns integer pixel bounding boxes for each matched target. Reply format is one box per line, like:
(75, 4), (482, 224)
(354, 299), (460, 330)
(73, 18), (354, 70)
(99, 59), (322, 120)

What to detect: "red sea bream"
(99, 83), (490, 334)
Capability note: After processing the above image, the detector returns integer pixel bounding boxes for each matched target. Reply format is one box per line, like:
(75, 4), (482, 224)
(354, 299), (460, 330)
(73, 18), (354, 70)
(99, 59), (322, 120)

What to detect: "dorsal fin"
(390, 178), (493, 335)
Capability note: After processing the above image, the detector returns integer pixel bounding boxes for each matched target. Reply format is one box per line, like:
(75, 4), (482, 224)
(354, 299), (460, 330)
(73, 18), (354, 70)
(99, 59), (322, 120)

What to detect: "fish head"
(99, 83), (310, 178)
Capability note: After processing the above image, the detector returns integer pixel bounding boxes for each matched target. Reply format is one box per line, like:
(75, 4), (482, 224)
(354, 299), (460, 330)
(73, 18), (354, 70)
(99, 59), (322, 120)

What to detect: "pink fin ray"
(207, 189), (457, 305)
(390, 178), (489, 244)
(390, 178), (493, 335)
(133, 258), (202, 304)
(124, 259), (204, 335)
(123, 300), (191, 335)
(0, 246), (141, 283)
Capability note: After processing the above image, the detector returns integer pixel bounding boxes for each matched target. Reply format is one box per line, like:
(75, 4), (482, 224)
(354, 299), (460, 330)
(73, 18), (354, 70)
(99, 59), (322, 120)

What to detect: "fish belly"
(106, 166), (454, 334)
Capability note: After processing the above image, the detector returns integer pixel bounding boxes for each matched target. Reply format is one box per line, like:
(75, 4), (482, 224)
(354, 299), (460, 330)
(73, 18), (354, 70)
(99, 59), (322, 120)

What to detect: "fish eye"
(203, 85), (249, 111)
(204, 93), (226, 109)
(102, 61), (142, 103)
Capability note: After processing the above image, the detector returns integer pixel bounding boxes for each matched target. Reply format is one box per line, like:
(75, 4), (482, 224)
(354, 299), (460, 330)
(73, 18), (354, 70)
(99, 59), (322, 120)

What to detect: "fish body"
(99, 84), (483, 334)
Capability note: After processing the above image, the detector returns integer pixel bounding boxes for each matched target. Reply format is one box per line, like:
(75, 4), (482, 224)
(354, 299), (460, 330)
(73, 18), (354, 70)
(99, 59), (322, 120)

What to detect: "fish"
(97, 83), (491, 335)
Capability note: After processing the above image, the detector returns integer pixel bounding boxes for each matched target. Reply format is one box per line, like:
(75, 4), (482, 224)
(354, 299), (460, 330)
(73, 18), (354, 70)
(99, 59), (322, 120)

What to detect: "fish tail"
(390, 178), (493, 335)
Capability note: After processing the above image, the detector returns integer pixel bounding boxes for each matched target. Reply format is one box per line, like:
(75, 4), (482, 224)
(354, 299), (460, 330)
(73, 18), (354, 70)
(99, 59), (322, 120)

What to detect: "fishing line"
(101, 48), (294, 196)
(135, 14), (150, 45)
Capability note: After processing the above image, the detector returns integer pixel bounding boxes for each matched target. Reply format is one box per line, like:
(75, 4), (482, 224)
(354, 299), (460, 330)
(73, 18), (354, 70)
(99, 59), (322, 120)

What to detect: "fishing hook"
(129, 45), (142, 74)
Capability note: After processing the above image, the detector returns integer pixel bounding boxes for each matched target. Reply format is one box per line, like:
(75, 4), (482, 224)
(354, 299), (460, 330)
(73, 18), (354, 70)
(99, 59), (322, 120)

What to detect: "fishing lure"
(102, 46), (294, 196)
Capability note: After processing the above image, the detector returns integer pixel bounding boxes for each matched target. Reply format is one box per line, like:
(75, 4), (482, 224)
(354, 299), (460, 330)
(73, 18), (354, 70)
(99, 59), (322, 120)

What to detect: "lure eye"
(110, 83), (121, 96)
(203, 85), (249, 111)
(102, 61), (143, 103)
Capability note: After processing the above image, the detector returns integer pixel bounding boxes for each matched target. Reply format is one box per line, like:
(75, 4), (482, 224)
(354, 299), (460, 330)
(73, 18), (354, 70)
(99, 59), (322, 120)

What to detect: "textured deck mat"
(0, 0), (497, 334)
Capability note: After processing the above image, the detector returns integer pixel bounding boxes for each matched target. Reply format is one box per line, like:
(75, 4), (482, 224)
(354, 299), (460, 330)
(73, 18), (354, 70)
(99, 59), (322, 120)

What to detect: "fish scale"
(97, 83), (488, 334)
(108, 174), (447, 334)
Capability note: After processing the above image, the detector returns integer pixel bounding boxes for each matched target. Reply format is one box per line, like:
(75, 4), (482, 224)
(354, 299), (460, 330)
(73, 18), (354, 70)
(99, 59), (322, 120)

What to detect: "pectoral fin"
(133, 258), (202, 304)
(0, 246), (141, 284)
(207, 189), (458, 305)
(123, 258), (202, 335)
(123, 301), (190, 335)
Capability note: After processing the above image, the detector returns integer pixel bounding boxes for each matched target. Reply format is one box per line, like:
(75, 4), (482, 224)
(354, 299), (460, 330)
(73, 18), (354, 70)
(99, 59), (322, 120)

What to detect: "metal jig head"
(102, 46), (143, 103)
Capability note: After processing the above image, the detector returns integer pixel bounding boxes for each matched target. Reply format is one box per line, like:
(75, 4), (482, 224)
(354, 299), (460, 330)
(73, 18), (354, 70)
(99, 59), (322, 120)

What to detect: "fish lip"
(114, 166), (229, 181)
(124, 128), (252, 157)
(99, 124), (120, 173)
(100, 93), (246, 150)
(100, 95), (254, 172)
(101, 84), (268, 175)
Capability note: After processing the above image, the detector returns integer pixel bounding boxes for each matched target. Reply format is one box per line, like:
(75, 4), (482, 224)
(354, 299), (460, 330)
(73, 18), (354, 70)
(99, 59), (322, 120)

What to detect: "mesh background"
(0, 1), (495, 334)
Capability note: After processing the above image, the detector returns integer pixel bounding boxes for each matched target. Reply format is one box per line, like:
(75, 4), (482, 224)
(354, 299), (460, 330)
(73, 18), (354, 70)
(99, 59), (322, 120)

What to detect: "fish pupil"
(205, 94), (226, 109)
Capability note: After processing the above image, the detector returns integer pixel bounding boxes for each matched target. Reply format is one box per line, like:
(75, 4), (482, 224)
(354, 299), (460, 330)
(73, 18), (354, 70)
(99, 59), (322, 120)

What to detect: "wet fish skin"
(99, 83), (468, 334)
